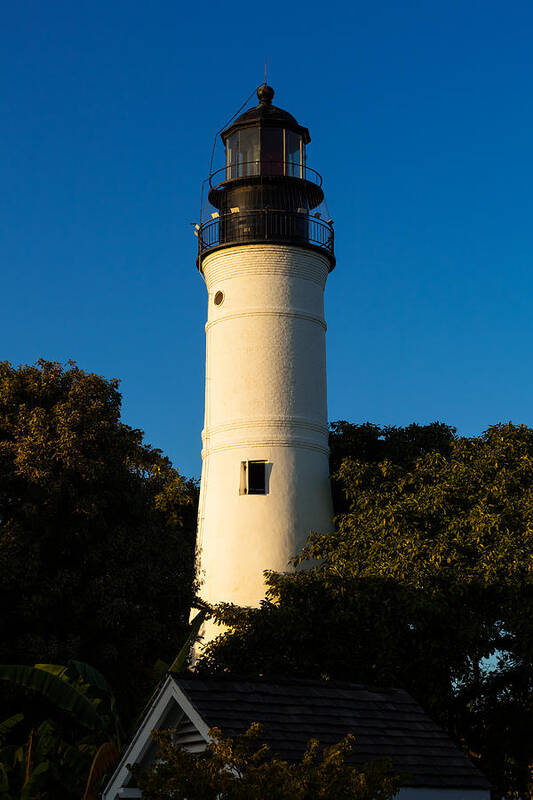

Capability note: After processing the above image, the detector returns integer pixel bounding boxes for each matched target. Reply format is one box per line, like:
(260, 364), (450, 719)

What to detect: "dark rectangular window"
(247, 461), (266, 494)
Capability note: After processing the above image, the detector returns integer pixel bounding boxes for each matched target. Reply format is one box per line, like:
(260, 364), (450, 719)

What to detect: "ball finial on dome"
(257, 84), (274, 105)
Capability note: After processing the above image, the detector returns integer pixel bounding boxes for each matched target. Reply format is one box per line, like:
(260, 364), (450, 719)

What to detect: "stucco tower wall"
(196, 244), (333, 625)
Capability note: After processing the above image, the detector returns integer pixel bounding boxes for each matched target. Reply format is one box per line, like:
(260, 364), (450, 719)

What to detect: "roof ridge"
(180, 674), (409, 696)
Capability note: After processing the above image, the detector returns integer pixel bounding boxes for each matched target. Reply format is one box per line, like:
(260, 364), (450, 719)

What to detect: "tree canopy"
(199, 422), (533, 798)
(3, 364), (532, 796)
(0, 360), (198, 709)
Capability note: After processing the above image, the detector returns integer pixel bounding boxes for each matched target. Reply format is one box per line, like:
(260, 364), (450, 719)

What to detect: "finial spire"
(264, 56), (268, 85)
(257, 84), (274, 105)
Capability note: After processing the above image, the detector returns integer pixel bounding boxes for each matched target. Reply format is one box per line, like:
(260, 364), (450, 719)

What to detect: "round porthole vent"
(214, 291), (224, 306)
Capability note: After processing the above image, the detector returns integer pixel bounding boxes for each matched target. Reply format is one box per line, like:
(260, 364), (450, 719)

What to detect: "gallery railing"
(197, 209), (334, 261)
(208, 161), (323, 188)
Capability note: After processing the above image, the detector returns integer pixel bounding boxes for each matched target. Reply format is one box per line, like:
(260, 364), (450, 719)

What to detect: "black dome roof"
(221, 85), (311, 143)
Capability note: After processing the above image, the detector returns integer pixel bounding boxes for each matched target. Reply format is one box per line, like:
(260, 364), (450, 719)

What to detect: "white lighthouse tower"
(195, 84), (335, 643)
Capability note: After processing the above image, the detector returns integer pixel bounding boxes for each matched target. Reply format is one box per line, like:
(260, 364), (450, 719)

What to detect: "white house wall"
(113, 782), (490, 799)
(398, 789), (490, 800)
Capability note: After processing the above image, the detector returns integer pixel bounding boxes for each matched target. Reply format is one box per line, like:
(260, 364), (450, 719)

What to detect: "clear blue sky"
(2, 0), (533, 479)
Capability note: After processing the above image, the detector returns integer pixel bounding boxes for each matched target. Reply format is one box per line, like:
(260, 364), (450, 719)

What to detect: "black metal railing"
(197, 209), (334, 261)
(208, 161), (323, 189)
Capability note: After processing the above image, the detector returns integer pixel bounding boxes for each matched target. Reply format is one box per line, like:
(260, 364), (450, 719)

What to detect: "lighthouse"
(195, 84), (335, 643)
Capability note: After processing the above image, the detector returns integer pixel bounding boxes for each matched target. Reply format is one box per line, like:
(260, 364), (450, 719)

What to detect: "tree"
(135, 724), (400, 800)
(198, 422), (533, 798)
(0, 359), (197, 711)
(328, 421), (456, 513)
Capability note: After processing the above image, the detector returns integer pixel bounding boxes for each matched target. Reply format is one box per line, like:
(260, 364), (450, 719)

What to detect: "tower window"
(240, 460), (268, 495)
(214, 290), (224, 306)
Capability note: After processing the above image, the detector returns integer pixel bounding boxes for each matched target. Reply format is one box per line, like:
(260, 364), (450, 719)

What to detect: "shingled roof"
(177, 676), (490, 791)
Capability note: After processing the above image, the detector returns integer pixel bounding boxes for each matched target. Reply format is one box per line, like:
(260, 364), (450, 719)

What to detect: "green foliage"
(169, 608), (208, 675)
(68, 661), (115, 700)
(329, 420), (456, 472)
(328, 421), (456, 513)
(324, 422), (533, 589)
(0, 665), (103, 730)
(82, 741), (120, 800)
(0, 716), (23, 741)
(0, 359), (198, 709)
(20, 760), (49, 800)
(135, 724), (400, 800)
(0, 360), (202, 796)
(0, 615), (211, 800)
(0, 660), (121, 799)
(199, 422), (533, 798)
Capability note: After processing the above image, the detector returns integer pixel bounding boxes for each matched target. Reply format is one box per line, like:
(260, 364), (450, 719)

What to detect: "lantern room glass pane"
(285, 131), (302, 177)
(226, 132), (238, 179)
(261, 128), (283, 175)
(238, 128), (260, 177)
(225, 129), (260, 179)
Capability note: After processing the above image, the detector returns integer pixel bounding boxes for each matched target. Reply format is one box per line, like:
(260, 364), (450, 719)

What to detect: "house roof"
(177, 675), (490, 791)
(103, 674), (490, 799)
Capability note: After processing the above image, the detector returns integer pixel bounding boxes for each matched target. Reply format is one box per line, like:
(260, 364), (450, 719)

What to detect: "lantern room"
(197, 84), (334, 271)
(223, 84), (309, 179)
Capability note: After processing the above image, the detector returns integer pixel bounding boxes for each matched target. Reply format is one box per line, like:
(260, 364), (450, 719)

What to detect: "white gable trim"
(102, 676), (211, 800)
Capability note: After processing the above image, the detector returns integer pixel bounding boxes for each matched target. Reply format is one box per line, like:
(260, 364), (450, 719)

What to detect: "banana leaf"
(67, 661), (115, 698)
(0, 715), (23, 742)
(152, 659), (169, 682)
(68, 661), (121, 742)
(20, 761), (49, 800)
(169, 608), (207, 674)
(82, 741), (120, 800)
(133, 609), (209, 731)
(24, 730), (34, 786)
(0, 666), (103, 731)
(0, 763), (9, 793)
(34, 664), (68, 679)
